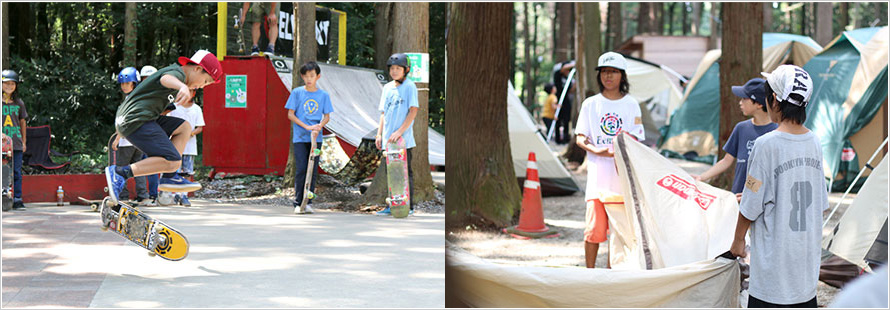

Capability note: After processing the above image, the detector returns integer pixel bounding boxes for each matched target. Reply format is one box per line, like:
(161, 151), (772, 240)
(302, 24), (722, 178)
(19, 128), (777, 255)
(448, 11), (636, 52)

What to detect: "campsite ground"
(446, 143), (850, 307)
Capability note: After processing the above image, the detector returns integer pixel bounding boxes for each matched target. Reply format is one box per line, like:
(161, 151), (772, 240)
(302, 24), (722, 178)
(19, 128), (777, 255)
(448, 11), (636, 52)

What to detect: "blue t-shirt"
(724, 119), (778, 193)
(378, 79), (419, 149)
(284, 86), (333, 143)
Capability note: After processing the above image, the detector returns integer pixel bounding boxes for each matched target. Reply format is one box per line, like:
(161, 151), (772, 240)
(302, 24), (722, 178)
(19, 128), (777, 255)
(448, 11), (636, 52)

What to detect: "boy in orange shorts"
(574, 52), (644, 268)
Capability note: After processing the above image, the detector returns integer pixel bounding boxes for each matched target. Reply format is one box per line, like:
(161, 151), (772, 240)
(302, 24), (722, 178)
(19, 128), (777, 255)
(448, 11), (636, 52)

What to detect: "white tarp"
(447, 246), (740, 308)
(613, 133), (740, 269)
(268, 56), (445, 166)
(823, 155), (889, 271)
(508, 82), (580, 194)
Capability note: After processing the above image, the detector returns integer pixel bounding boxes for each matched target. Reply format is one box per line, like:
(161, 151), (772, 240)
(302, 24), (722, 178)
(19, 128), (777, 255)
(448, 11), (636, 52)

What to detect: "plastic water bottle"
(56, 186), (64, 206)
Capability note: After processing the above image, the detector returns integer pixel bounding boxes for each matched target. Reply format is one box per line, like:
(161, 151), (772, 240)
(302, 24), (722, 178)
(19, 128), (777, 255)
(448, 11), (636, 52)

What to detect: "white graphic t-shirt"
(167, 103), (205, 155)
(574, 94), (645, 200)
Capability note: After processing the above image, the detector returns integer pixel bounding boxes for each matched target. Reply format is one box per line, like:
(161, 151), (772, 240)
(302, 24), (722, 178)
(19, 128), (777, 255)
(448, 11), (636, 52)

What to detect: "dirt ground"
(193, 173), (445, 214)
(446, 143), (851, 307)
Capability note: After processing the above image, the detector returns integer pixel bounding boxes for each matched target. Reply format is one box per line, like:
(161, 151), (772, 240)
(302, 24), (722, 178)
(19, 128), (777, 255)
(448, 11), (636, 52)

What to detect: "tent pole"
(546, 68), (576, 142)
(823, 137), (889, 229)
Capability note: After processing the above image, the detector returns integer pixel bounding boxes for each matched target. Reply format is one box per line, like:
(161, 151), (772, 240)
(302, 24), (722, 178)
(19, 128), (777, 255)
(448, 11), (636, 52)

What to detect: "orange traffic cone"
(503, 152), (560, 239)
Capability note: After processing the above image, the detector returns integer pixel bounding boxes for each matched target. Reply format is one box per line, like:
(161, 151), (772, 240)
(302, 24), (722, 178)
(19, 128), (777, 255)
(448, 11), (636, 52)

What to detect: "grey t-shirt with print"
(739, 130), (829, 305)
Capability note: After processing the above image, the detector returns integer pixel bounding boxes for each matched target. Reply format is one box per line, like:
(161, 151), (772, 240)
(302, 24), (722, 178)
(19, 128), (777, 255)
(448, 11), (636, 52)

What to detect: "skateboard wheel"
(313, 149), (322, 155)
(306, 192), (315, 200)
(148, 251), (156, 257)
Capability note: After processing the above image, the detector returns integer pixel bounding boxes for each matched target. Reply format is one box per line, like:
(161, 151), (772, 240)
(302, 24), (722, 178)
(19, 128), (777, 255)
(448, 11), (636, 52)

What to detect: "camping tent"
(801, 26), (888, 191)
(269, 56), (445, 167)
(659, 33), (823, 163)
(823, 153), (888, 272)
(508, 82), (580, 195)
(623, 56), (685, 146)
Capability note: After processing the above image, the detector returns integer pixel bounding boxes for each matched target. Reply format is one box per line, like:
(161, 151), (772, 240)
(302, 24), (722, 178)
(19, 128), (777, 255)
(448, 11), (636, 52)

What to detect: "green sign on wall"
(406, 53), (429, 84)
(226, 75), (247, 108)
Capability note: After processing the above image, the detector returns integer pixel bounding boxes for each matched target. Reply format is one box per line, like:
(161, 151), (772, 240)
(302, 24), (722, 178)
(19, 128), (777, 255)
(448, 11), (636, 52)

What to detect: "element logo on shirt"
(746, 140), (756, 156)
(303, 99), (319, 115)
(600, 112), (623, 136)
(384, 94), (403, 115)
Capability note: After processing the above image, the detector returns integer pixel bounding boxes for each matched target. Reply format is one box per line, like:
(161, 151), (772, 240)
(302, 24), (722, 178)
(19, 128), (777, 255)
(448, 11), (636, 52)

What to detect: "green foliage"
(322, 3), (377, 68)
(11, 54), (119, 157)
(429, 3), (447, 134)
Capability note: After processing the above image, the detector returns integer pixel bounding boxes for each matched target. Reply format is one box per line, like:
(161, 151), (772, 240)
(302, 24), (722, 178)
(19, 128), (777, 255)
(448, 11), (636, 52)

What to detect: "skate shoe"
(159, 174), (202, 192)
(376, 206), (391, 216)
(105, 165), (127, 204)
(180, 195), (191, 207)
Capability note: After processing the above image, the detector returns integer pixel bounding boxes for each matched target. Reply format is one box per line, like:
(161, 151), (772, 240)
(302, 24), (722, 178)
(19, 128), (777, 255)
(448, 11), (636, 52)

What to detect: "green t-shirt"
(114, 65), (186, 137)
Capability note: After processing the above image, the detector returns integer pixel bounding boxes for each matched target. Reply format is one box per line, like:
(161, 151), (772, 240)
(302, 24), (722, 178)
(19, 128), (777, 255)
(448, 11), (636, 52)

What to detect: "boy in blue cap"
(694, 77), (777, 199)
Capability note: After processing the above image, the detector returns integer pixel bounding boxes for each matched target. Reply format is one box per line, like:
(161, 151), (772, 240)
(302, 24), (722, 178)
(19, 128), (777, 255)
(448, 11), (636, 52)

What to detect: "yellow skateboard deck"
(100, 199), (189, 261)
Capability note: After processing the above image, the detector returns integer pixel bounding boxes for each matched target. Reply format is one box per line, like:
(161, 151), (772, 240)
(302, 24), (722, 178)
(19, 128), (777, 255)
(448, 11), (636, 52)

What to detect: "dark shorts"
(748, 294), (817, 308)
(123, 116), (185, 162)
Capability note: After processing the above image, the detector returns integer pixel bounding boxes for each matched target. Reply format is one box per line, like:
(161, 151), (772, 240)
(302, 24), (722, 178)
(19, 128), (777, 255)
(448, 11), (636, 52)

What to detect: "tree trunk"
(637, 2), (652, 35)
(395, 3), (434, 204)
(551, 2), (557, 62)
(2, 2), (7, 69)
(708, 3), (720, 50)
(555, 2), (573, 63)
(362, 3), (435, 205)
(717, 3), (762, 191)
(124, 2), (137, 66)
(666, 2), (675, 35)
(10, 3), (33, 60)
(763, 2), (773, 32)
(579, 2), (601, 97)
(446, 3), (521, 228)
(785, 3), (793, 33)
(562, 2), (601, 166)
(691, 2), (702, 36)
(285, 2), (317, 189)
(522, 2), (535, 110)
(650, 2), (664, 35)
(814, 2), (833, 46)
(606, 2), (622, 51)
(838, 3), (850, 34)
(800, 2), (809, 36)
(374, 3), (394, 71)
(682, 3), (689, 35)
(445, 2), (522, 227)
(532, 3), (539, 110)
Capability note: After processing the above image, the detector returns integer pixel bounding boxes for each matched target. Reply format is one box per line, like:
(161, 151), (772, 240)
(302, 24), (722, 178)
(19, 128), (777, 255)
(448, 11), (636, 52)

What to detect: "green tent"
(802, 26), (888, 192)
(659, 33), (823, 163)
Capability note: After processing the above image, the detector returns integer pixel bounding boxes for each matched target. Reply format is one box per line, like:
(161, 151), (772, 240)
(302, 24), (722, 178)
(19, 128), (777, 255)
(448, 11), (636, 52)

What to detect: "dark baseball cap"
(731, 78), (767, 105)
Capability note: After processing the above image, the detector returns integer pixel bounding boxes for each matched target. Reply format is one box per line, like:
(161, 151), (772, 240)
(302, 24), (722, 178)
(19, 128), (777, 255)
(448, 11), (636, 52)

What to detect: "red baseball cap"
(178, 50), (224, 83)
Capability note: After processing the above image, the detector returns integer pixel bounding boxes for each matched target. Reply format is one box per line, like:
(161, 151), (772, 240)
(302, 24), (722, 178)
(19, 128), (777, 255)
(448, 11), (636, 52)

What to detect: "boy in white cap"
(105, 50), (224, 205)
(574, 52), (644, 268)
(729, 65), (828, 307)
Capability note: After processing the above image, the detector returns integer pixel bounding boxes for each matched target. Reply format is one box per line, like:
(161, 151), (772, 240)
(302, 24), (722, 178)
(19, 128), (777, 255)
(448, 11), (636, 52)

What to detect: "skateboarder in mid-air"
(105, 50), (224, 205)
(375, 53), (419, 216)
